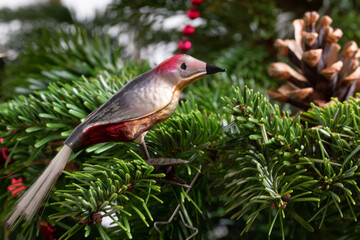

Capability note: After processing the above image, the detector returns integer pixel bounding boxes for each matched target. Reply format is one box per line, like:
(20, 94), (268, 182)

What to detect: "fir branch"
(2, 26), (148, 100)
(222, 86), (360, 238)
(0, 70), (142, 197)
(0, 2), (73, 24)
(51, 158), (163, 240)
(0, 70), (141, 142)
(147, 97), (222, 162)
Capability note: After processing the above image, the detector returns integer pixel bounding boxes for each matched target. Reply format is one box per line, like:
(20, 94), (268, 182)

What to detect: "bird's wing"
(77, 69), (175, 132)
(83, 85), (174, 129)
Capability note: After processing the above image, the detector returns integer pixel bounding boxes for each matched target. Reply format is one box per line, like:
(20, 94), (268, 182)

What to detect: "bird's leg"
(154, 165), (190, 188)
(135, 132), (188, 165)
(135, 132), (151, 161)
(139, 140), (151, 160)
(135, 132), (190, 188)
(154, 167), (202, 239)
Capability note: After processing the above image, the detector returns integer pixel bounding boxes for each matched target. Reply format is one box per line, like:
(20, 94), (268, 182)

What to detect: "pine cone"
(268, 11), (360, 110)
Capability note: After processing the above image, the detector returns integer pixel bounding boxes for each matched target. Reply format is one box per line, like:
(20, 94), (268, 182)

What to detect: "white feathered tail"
(7, 145), (72, 228)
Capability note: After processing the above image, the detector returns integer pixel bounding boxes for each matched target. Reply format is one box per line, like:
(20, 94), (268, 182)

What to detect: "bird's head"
(156, 54), (225, 90)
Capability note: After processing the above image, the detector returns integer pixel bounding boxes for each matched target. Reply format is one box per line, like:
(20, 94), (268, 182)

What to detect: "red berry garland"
(191, 0), (203, 5)
(178, 40), (192, 51)
(182, 25), (195, 36)
(40, 221), (57, 240)
(0, 137), (11, 167)
(178, 0), (203, 53)
(7, 177), (26, 196)
(187, 9), (200, 19)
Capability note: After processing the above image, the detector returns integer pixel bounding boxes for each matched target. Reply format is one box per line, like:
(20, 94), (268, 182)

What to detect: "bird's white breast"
(130, 86), (173, 114)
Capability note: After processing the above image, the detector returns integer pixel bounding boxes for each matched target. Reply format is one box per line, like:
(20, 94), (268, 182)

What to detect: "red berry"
(7, 177), (26, 196)
(191, 0), (203, 5)
(187, 9), (200, 19)
(178, 40), (192, 51)
(40, 221), (56, 240)
(182, 25), (195, 36)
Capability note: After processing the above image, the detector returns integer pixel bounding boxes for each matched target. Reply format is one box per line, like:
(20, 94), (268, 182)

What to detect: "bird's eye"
(180, 62), (187, 70)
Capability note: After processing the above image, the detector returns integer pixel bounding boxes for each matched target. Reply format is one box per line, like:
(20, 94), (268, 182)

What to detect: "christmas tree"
(1, 1), (360, 239)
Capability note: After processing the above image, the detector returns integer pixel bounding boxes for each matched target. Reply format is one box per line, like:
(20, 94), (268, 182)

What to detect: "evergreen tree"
(1, 1), (360, 240)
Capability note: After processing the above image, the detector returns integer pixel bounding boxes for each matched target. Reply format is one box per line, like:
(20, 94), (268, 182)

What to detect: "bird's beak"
(206, 63), (226, 74)
(174, 57), (225, 90)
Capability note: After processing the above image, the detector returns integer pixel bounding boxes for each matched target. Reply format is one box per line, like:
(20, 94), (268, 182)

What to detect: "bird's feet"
(146, 158), (188, 166)
(146, 158), (190, 188)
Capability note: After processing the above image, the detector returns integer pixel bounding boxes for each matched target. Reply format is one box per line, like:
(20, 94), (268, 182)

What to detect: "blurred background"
(1, 0), (360, 102)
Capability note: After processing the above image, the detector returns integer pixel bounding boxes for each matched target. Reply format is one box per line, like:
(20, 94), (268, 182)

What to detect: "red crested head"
(154, 54), (225, 90)
(156, 54), (185, 73)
